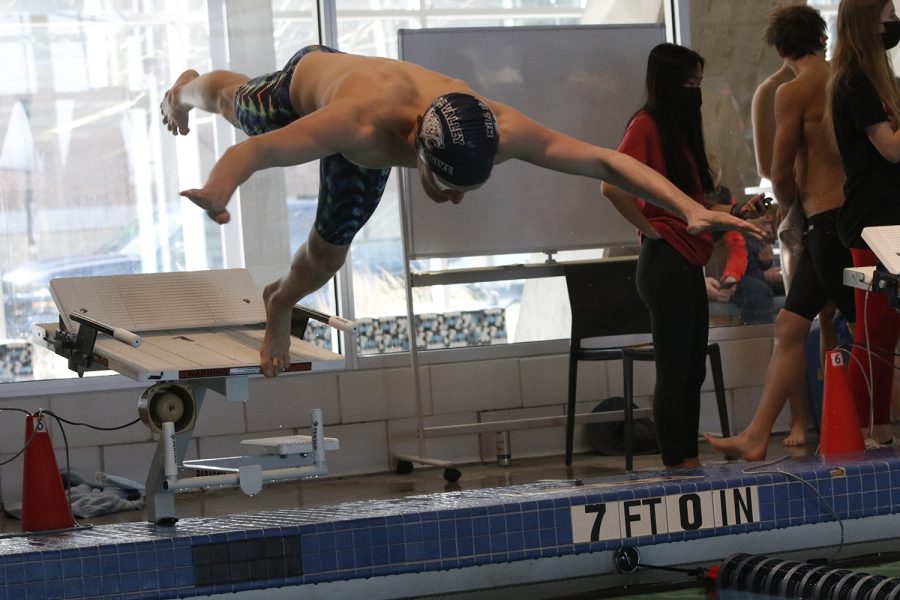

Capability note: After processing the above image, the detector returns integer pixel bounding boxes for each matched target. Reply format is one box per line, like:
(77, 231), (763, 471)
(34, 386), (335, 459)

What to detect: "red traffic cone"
(819, 350), (865, 459)
(21, 414), (74, 532)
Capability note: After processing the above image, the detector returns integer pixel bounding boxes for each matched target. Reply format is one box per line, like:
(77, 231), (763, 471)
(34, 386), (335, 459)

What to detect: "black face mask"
(882, 20), (900, 50)
(678, 86), (702, 111)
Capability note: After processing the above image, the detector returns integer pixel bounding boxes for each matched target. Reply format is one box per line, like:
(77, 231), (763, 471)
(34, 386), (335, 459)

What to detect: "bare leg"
(705, 309), (811, 461)
(818, 304), (839, 363)
(782, 306), (837, 447)
(260, 228), (348, 377)
(783, 387), (809, 447)
(160, 69), (249, 135)
(782, 305), (838, 447)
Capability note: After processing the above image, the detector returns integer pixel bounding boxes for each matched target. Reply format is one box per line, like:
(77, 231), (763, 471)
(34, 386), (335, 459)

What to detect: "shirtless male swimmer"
(161, 45), (765, 377)
(705, 6), (856, 460)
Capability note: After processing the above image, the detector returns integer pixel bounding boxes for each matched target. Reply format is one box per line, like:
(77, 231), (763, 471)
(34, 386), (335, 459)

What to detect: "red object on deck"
(21, 414), (74, 532)
(819, 350), (865, 458)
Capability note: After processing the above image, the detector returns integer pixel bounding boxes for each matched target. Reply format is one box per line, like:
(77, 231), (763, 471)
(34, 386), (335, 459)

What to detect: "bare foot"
(703, 431), (768, 462)
(180, 188), (231, 224)
(160, 69), (199, 136)
(260, 281), (294, 378)
(782, 423), (808, 447)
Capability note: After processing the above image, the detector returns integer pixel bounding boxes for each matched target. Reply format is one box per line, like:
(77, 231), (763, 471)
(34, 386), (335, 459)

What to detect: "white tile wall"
(430, 359), (521, 414)
(519, 355), (568, 407)
(102, 441), (157, 485)
(192, 388), (248, 437)
(245, 373), (340, 432)
(325, 421), (391, 477)
(338, 366), (432, 423)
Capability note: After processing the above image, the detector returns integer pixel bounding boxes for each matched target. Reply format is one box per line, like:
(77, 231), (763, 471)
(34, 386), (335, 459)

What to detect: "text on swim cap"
(439, 102), (466, 146)
(429, 153), (453, 175)
(478, 100), (496, 138)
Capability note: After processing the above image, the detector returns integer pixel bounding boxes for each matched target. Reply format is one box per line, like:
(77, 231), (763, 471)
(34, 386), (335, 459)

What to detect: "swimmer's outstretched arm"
(497, 107), (766, 239)
(180, 104), (363, 224)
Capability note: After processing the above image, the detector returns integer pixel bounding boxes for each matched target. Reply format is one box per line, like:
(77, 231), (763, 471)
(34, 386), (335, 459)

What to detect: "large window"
(1, 2), (224, 382)
(13, 0), (809, 386)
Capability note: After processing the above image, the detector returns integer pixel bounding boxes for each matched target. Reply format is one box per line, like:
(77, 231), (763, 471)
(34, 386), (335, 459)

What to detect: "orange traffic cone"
(819, 350), (865, 459)
(21, 414), (74, 532)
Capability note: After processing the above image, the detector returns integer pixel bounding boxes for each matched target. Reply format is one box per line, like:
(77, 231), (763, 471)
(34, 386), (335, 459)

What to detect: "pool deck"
(1, 446), (899, 599)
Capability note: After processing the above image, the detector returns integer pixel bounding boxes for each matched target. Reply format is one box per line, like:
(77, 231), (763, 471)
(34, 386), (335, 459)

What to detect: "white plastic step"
(241, 434), (339, 455)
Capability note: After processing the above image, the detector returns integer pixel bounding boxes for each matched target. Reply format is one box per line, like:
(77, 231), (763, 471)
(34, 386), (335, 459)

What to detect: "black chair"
(562, 258), (731, 470)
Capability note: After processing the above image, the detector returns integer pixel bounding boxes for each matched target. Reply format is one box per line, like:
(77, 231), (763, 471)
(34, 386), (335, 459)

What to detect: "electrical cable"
(39, 410), (140, 431)
(743, 457), (845, 562)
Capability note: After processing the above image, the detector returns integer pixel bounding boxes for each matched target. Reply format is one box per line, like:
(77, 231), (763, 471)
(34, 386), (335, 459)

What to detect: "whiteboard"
(399, 24), (666, 259)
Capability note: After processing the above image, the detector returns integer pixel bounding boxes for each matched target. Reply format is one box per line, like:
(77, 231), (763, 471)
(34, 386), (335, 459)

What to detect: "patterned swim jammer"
(233, 45), (390, 246)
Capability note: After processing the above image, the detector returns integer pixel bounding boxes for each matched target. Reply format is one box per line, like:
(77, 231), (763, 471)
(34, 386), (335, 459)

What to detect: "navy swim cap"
(417, 93), (499, 187)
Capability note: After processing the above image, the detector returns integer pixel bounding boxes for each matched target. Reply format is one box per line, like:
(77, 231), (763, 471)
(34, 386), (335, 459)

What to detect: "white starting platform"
(843, 226), (900, 298)
(32, 268), (348, 526)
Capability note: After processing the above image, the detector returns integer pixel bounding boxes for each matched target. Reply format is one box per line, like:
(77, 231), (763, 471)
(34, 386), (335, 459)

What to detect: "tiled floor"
(0, 433), (816, 533)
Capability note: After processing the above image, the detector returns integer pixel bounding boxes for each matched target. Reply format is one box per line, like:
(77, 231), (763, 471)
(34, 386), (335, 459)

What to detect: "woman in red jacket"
(603, 43), (765, 468)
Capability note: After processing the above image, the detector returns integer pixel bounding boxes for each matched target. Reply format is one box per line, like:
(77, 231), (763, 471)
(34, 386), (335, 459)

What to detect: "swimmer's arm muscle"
(770, 83), (803, 209)
(194, 104), (358, 207)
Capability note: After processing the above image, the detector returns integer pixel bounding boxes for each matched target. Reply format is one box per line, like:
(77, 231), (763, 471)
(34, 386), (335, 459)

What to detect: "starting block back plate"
(50, 269), (264, 333)
(45, 269), (343, 381)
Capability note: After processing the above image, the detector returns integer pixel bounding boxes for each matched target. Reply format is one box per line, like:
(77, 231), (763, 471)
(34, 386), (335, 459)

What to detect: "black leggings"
(637, 239), (708, 466)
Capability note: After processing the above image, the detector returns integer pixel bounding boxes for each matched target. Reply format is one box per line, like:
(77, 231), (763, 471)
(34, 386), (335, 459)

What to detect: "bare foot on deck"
(260, 281), (295, 378)
(782, 423), (808, 447)
(703, 431), (768, 462)
(160, 69), (199, 136)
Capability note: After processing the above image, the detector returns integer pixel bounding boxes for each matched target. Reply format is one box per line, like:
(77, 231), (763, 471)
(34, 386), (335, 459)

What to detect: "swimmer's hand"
(180, 188), (231, 224)
(685, 207), (767, 241)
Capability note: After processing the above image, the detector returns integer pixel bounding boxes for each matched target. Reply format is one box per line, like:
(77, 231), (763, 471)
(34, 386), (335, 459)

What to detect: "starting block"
(33, 269), (348, 526)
